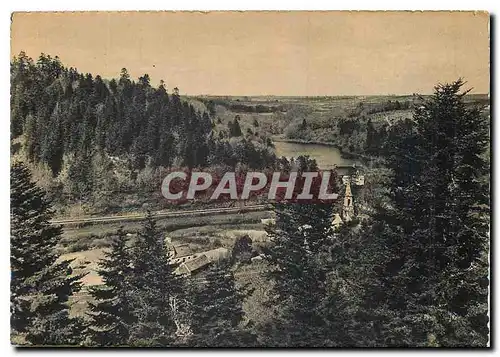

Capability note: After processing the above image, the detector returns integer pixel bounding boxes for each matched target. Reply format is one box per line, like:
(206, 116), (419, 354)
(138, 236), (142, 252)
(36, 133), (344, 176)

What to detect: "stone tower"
(342, 180), (354, 222)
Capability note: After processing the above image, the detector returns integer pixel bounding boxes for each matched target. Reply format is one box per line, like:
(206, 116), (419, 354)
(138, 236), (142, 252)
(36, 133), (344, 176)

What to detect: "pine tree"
(263, 202), (335, 347)
(128, 212), (182, 346)
(189, 262), (256, 347)
(231, 234), (253, 264)
(357, 80), (490, 347)
(40, 103), (65, 176)
(10, 161), (84, 345)
(11, 51), (35, 138)
(86, 228), (135, 346)
(365, 118), (376, 154)
(228, 116), (242, 137)
(66, 147), (94, 201)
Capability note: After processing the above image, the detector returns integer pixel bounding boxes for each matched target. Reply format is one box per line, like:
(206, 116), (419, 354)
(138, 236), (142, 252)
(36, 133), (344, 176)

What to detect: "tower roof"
(345, 180), (352, 197)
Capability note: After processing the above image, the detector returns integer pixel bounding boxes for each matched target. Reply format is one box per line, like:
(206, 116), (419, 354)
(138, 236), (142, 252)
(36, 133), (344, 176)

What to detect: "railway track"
(51, 204), (269, 226)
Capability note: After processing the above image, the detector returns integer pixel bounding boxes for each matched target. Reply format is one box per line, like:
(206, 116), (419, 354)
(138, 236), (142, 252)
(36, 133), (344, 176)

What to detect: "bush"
(231, 234), (254, 264)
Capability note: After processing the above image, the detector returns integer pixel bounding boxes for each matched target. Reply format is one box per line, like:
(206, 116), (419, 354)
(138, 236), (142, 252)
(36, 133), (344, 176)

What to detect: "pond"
(274, 141), (358, 169)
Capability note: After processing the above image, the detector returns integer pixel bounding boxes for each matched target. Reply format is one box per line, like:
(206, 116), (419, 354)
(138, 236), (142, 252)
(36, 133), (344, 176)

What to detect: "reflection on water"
(274, 141), (357, 169)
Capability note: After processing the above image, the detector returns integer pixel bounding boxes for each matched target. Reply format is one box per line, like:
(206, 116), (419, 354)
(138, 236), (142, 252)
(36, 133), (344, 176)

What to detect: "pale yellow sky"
(11, 11), (489, 96)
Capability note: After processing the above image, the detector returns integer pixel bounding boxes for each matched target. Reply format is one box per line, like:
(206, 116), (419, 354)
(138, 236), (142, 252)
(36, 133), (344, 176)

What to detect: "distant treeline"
(362, 99), (412, 115)
(199, 98), (286, 115)
(343, 99), (413, 119)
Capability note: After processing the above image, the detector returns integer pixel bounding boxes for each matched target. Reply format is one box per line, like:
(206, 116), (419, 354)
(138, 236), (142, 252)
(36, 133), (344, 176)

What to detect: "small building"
(166, 242), (193, 259)
(343, 172), (365, 187)
(173, 247), (229, 276)
(171, 253), (200, 265)
(175, 254), (211, 276)
(251, 255), (264, 263)
(261, 218), (276, 226)
(353, 175), (365, 186)
(203, 247), (229, 262)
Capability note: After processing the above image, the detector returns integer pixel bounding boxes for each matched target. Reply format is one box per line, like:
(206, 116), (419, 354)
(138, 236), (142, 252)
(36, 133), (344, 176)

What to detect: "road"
(51, 204), (269, 226)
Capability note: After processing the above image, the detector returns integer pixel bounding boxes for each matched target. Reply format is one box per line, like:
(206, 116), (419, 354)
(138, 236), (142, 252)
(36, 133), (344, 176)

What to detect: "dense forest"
(10, 52), (276, 209)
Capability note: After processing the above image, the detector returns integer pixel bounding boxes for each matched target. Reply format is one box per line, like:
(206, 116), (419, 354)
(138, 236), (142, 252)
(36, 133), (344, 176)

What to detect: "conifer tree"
(301, 118), (307, 130)
(10, 161), (84, 345)
(365, 118), (377, 154)
(231, 234), (253, 264)
(86, 228), (135, 346)
(264, 203), (334, 346)
(357, 80), (490, 347)
(189, 262), (255, 347)
(229, 116), (242, 137)
(128, 212), (182, 346)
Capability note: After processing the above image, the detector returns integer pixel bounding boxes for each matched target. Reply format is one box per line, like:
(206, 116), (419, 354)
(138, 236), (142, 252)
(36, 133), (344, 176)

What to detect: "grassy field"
(59, 210), (272, 253)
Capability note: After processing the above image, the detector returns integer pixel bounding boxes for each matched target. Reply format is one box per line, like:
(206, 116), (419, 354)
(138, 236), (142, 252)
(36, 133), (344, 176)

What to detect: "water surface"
(274, 141), (358, 169)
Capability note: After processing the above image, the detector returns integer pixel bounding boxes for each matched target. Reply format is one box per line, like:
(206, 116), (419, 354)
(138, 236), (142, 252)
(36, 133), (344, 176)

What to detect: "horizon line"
(11, 51), (489, 99)
(183, 92), (490, 98)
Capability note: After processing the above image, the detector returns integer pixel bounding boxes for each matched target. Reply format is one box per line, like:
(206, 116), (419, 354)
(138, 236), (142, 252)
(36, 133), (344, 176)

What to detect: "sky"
(11, 11), (489, 96)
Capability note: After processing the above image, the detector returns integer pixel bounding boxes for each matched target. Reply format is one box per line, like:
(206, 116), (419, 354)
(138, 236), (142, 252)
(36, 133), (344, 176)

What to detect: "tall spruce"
(128, 212), (182, 346)
(10, 161), (84, 345)
(86, 228), (135, 346)
(263, 202), (335, 346)
(357, 80), (490, 346)
(260, 156), (358, 346)
(189, 262), (255, 347)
